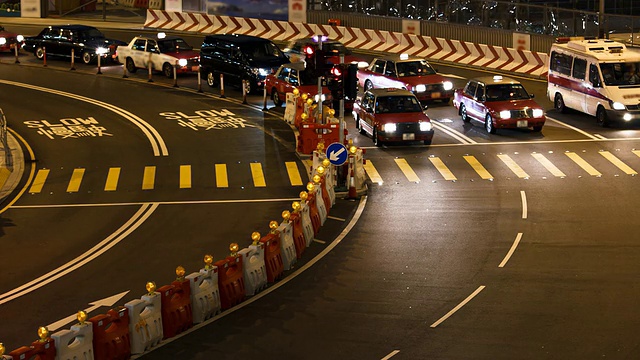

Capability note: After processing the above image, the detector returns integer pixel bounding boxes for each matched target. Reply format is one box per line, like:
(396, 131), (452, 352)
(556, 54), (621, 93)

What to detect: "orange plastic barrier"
(158, 279), (193, 339)
(8, 338), (56, 360)
(297, 123), (340, 155)
(214, 255), (246, 310)
(89, 307), (131, 360)
(305, 191), (322, 234)
(316, 172), (332, 213)
(294, 96), (305, 129)
(289, 211), (307, 258)
(260, 232), (284, 282)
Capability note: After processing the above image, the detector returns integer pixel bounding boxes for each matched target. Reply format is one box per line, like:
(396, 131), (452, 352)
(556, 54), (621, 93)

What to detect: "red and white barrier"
(186, 265), (222, 324)
(125, 292), (163, 354)
(238, 243), (268, 296)
(298, 197), (315, 247)
(277, 217), (298, 271)
(52, 322), (93, 360)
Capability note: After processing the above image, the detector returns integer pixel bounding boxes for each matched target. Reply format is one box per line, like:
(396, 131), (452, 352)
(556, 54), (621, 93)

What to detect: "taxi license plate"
(431, 92), (441, 98)
(191, 66), (199, 71)
(403, 133), (415, 140)
(517, 120), (528, 127)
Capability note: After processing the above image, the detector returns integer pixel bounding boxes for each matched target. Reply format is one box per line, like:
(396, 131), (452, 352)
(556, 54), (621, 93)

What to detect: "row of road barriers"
(0, 162), (339, 360)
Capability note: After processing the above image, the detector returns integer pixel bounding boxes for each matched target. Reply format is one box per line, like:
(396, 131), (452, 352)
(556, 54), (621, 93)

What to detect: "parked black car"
(200, 34), (290, 94)
(22, 25), (126, 64)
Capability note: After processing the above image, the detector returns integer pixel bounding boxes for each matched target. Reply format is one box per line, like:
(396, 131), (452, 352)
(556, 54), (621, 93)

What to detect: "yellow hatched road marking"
(565, 152), (601, 176)
(363, 160), (383, 184)
(633, 150), (640, 158)
(30, 169), (50, 194)
(285, 161), (304, 186)
(531, 153), (566, 177)
(67, 168), (85, 193)
(394, 158), (420, 183)
(142, 166), (156, 190)
(498, 154), (529, 178)
(215, 164), (228, 188)
(463, 155), (493, 180)
(429, 157), (457, 181)
(104, 167), (121, 191)
(599, 151), (637, 175)
(180, 165), (192, 189)
(250, 163), (266, 187)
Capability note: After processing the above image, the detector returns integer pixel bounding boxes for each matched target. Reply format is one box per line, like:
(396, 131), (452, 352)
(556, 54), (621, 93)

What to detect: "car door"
(472, 83), (488, 121)
(146, 39), (162, 70)
(57, 29), (75, 58)
(384, 60), (402, 88)
(462, 81), (479, 119)
(370, 59), (386, 88)
(585, 63), (602, 116)
(361, 93), (376, 135)
(42, 28), (60, 56)
(131, 38), (146, 68)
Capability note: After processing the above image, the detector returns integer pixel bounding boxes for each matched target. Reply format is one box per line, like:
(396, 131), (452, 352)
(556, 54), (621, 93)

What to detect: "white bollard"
(277, 221), (298, 271)
(125, 292), (163, 355)
(299, 201), (314, 247)
(186, 266), (221, 324)
(239, 244), (267, 296)
(52, 321), (94, 360)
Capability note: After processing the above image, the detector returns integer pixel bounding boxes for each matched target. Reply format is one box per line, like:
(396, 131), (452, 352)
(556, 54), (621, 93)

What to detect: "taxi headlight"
(532, 109), (544, 118)
(95, 47), (109, 55)
(0, 38), (6, 45)
(415, 84), (426, 92)
(612, 101), (626, 110)
(419, 122), (432, 131)
(178, 58), (188, 67)
(17, 35), (24, 42)
(500, 110), (511, 119)
(314, 94), (327, 102)
(443, 81), (453, 91)
(383, 123), (397, 133)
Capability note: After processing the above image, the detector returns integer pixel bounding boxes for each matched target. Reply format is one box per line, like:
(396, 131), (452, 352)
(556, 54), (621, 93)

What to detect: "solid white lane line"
(430, 286), (486, 328)
(499, 233), (524, 268)
(327, 215), (345, 221)
(313, 239), (326, 244)
(381, 350), (401, 360)
(521, 190), (528, 219)
(11, 198), (302, 209)
(130, 197), (369, 358)
(0, 203), (158, 305)
(546, 116), (600, 140)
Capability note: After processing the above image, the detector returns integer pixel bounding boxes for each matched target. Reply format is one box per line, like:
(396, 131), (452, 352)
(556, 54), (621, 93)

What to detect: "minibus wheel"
(554, 93), (566, 113)
(596, 106), (610, 127)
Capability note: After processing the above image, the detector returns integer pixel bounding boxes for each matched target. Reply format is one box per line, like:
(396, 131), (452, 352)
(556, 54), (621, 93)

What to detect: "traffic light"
(303, 45), (316, 74)
(327, 64), (344, 101)
(343, 63), (358, 100)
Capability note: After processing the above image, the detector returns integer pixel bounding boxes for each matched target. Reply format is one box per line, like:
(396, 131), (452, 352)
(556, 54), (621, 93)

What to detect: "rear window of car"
(375, 95), (422, 114)
(158, 38), (193, 52)
(396, 60), (436, 77)
(485, 84), (530, 101)
(242, 41), (287, 60)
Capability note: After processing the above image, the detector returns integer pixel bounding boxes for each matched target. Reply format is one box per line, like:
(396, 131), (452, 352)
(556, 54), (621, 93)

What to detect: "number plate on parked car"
(403, 133), (415, 140)
(431, 92), (441, 98)
(517, 120), (528, 127)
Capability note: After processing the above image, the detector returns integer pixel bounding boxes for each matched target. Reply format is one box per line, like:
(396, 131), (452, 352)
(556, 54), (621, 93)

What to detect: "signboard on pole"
(513, 32), (531, 51)
(166, 0), (183, 13)
(326, 142), (348, 166)
(288, 0), (306, 23)
(402, 19), (420, 35)
(20, 0), (40, 17)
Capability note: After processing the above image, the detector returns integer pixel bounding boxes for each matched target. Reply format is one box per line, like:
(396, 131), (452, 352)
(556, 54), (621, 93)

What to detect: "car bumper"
(378, 130), (435, 142)
(605, 109), (640, 123)
(495, 117), (546, 129)
(414, 90), (454, 101)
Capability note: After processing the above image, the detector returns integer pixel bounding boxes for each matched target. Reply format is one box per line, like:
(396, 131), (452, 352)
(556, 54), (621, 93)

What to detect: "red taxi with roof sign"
(265, 62), (331, 106)
(358, 54), (454, 103)
(352, 88), (434, 146)
(453, 75), (545, 134)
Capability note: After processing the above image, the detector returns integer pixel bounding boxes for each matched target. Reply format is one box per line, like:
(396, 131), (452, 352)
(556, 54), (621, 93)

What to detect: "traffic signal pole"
(317, 37), (324, 124)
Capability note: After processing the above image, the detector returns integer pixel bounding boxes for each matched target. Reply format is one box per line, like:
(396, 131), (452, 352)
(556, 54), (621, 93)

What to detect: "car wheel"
(485, 114), (496, 134)
(206, 71), (217, 87)
(460, 104), (470, 123)
(163, 63), (173, 78)
(554, 93), (567, 113)
(364, 80), (373, 91)
(126, 58), (137, 73)
(596, 106), (610, 127)
(373, 128), (383, 147)
(81, 51), (92, 65)
(272, 88), (283, 106)
(35, 47), (45, 60)
(532, 125), (543, 132)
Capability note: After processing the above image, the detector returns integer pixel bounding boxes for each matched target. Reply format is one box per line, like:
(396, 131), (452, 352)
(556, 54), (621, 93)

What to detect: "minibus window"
(550, 51), (573, 76)
(589, 64), (601, 87)
(572, 58), (587, 80)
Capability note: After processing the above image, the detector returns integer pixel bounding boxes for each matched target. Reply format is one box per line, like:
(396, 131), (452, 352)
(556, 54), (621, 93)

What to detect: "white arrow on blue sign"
(326, 142), (348, 166)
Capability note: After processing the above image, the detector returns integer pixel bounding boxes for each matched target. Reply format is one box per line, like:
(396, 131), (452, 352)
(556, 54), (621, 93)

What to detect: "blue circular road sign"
(326, 142), (348, 166)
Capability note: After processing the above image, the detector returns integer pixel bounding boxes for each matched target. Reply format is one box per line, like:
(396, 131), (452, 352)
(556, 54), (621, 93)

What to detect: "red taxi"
(358, 54), (454, 103)
(265, 62), (331, 106)
(352, 88), (434, 146)
(453, 76), (545, 134)
(0, 25), (24, 52)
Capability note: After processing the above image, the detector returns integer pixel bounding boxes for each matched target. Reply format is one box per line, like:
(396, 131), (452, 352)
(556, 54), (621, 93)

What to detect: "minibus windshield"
(600, 62), (640, 86)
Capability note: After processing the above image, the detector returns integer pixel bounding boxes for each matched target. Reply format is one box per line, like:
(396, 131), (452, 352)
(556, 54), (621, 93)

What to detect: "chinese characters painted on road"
(159, 109), (256, 131)
(23, 117), (113, 139)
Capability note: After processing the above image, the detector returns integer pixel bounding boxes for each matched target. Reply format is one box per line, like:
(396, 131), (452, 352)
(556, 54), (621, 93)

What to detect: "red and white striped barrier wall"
(145, 10), (548, 77)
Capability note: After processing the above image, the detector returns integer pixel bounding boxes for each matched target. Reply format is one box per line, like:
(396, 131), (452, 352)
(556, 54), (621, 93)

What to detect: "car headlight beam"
(443, 81), (453, 91)
(95, 47), (109, 55)
(532, 109), (544, 118)
(17, 35), (24, 42)
(419, 122), (432, 131)
(178, 58), (188, 67)
(499, 110), (511, 119)
(0, 38), (6, 45)
(383, 123), (397, 133)
(415, 84), (426, 92)
(612, 101), (626, 110)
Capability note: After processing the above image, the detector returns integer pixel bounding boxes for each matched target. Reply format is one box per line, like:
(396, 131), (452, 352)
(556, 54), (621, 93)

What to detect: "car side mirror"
(530, 94), (535, 99)
(478, 95), (486, 102)
(423, 104), (428, 110)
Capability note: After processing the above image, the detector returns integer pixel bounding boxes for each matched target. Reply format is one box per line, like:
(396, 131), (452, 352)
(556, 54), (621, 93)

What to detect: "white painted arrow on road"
(47, 290), (130, 331)
(330, 147), (346, 162)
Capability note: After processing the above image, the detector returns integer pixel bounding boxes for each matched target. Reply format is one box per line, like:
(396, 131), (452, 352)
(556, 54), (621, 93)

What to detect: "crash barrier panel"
(52, 320), (94, 360)
(298, 196), (315, 247)
(88, 307), (130, 360)
(308, 181), (328, 227)
(158, 274), (193, 339)
(297, 122), (341, 156)
(239, 235), (268, 296)
(144, 11), (549, 77)
(186, 257), (222, 324)
(8, 328), (56, 360)
(353, 147), (367, 194)
(277, 217), (298, 270)
(125, 287), (163, 355)
(214, 248), (246, 310)
(283, 92), (297, 124)
(311, 148), (337, 207)
(259, 224), (285, 282)
(288, 204), (308, 258)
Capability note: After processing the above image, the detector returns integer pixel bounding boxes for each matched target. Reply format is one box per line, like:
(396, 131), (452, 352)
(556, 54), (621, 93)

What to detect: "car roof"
(367, 88), (415, 97)
(294, 37), (342, 45)
(204, 34), (271, 44)
(474, 75), (520, 85)
(375, 55), (428, 63)
(49, 24), (98, 31)
(279, 62), (307, 71)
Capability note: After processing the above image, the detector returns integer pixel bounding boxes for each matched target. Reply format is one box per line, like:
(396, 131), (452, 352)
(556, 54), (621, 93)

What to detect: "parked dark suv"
(23, 25), (126, 64)
(200, 34), (290, 94)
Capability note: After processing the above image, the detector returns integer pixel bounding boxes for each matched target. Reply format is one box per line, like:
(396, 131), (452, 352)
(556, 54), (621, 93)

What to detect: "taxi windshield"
(396, 60), (436, 77)
(485, 84), (530, 101)
(375, 95), (423, 114)
(158, 38), (193, 52)
(600, 62), (640, 86)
